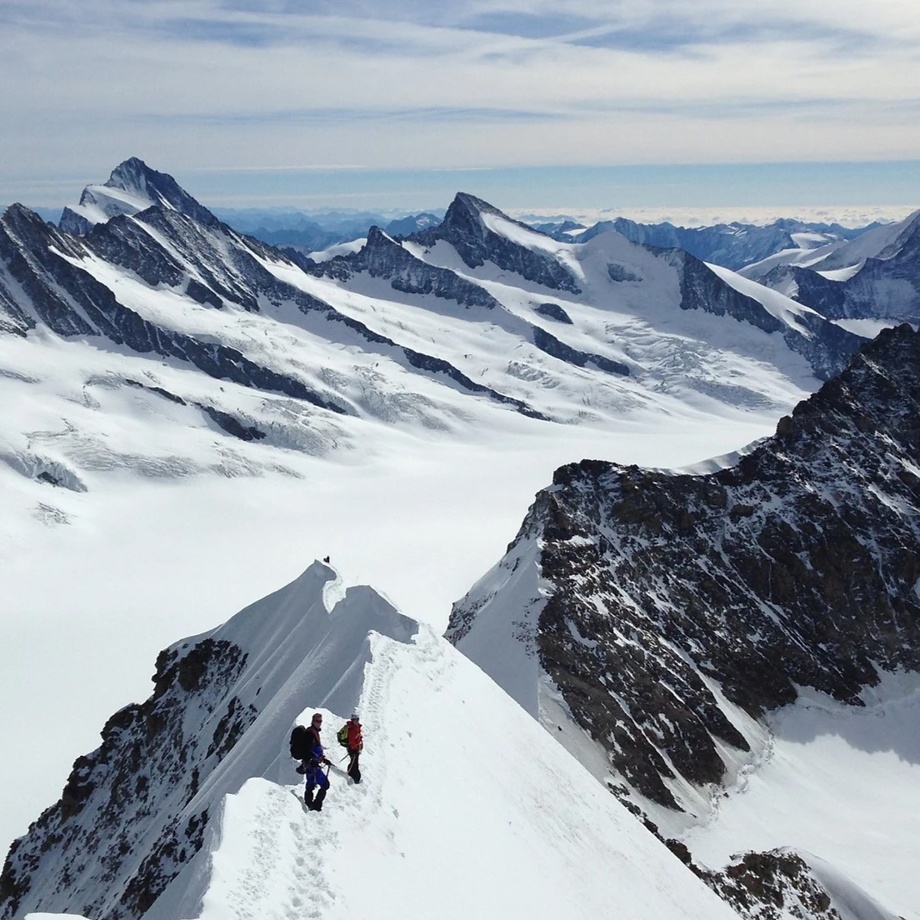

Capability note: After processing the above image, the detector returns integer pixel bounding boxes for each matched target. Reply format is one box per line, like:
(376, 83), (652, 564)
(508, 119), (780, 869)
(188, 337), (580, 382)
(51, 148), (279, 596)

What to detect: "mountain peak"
(412, 191), (582, 293)
(439, 191), (526, 240)
(59, 158), (217, 234)
(107, 157), (175, 197)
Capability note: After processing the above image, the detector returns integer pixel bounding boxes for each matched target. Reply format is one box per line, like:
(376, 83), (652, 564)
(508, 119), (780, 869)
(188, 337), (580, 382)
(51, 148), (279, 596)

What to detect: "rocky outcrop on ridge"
(0, 636), (253, 919)
(448, 323), (920, 811)
(305, 225), (502, 309)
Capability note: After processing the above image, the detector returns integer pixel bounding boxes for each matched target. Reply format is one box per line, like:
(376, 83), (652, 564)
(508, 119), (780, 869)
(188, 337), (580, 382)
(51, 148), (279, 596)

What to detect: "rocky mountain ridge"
(447, 323), (920, 918)
(59, 158), (219, 235)
(448, 323), (920, 813)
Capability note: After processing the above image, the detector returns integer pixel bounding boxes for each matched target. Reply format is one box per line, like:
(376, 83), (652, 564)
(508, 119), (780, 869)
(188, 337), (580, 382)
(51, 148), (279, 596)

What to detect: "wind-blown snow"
(705, 261), (822, 335)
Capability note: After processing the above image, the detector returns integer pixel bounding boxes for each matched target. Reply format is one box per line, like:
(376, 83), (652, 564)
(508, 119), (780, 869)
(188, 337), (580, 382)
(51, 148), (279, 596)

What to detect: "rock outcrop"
(449, 323), (920, 810)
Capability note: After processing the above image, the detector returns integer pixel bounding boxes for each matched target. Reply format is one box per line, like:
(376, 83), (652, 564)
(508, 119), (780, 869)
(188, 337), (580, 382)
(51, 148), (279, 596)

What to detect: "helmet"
(351, 713), (360, 721)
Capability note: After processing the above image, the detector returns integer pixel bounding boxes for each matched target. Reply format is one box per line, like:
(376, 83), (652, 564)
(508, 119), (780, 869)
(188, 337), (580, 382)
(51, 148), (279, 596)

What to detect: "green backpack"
(336, 724), (350, 748)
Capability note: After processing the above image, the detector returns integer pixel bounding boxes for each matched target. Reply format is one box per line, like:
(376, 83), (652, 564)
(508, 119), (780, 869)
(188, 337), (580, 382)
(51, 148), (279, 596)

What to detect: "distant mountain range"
(3, 158), (920, 920)
(740, 209), (920, 325)
(1, 157), (873, 496)
(24, 167), (891, 276)
(538, 216), (880, 271)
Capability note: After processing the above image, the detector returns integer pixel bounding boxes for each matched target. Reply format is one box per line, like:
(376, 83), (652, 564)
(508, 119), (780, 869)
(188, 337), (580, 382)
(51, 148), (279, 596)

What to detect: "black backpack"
(290, 725), (311, 760)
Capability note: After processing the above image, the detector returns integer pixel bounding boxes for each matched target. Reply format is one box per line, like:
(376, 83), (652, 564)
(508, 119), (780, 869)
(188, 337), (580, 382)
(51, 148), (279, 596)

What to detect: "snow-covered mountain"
(300, 190), (860, 382)
(573, 216), (870, 271)
(59, 159), (219, 235)
(2, 160), (917, 919)
(447, 323), (920, 919)
(740, 209), (920, 328)
(0, 561), (742, 920)
(0, 159), (869, 503)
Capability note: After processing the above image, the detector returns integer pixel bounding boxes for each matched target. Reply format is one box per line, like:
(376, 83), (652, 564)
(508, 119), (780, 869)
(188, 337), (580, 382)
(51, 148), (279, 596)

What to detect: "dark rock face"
(798, 221), (920, 322)
(663, 839), (840, 920)
(412, 193), (582, 293)
(531, 326), (629, 376)
(449, 324), (920, 811)
(534, 302), (573, 324)
(0, 638), (253, 920)
(308, 226), (501, 309)
(664, 249), (862, 380)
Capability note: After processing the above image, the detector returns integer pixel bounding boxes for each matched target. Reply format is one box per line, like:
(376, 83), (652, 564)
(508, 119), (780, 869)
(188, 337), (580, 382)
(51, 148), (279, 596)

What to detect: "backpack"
(337, 724), (350, 748)
(290, 725), (311, 760)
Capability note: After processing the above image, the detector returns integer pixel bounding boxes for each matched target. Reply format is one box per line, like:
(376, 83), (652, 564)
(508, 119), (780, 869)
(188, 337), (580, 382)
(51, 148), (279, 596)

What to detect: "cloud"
(1, 0), (918, 207)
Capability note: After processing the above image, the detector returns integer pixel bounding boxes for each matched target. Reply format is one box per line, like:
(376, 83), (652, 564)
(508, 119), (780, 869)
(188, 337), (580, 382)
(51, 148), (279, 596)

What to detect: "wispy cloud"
(2, 0), (918, 208)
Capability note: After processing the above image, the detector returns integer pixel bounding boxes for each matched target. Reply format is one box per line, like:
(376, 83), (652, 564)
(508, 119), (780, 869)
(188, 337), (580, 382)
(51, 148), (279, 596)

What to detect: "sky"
(2, 0), (920, 214)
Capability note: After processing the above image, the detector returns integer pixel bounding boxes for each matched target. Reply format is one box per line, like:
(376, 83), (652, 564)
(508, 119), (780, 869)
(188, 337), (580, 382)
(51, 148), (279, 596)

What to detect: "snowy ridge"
(3, 564), (740, 920)
(1, 561), (415, 919)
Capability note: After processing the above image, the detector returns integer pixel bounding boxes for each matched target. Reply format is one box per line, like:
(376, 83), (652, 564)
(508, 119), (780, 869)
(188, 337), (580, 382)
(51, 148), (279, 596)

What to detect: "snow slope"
(14, 562), (741, 920)
(682, 674), (920, 920)
(164, 576), (737, 920)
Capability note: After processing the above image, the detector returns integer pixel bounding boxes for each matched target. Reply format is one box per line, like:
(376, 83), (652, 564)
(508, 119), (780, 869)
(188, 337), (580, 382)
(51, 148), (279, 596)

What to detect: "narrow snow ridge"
(150, 623), (740, 920)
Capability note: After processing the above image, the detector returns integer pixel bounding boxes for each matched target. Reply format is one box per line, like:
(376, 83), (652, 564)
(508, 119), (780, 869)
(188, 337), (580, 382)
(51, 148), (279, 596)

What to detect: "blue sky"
(2, 0), (919, 215)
